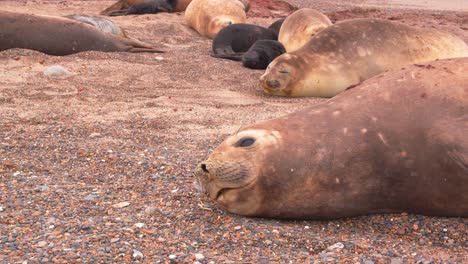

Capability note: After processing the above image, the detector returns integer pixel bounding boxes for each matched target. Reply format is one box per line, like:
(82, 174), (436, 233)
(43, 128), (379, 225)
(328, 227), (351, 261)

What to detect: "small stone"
(169, 254), (177, 260)
(112, 202), (130, 208)
(81, 225), (91, 231)
(134, 223), (145, 228)
(110, 238), (120, 243)
(391, 258), (403, 264)
(234, 226), (242, 230)
(89, 133), (101, 138)
(37, 241), (47, 247)
(412, 224), (419, 231)
(44, 65), (71, 77)
(13, 171), (20, 176)
(155, 56), (164, 61)
(265, 240), (272, 245)
(145, 206), (158, 214)
(41, 258), (50, 263)
(195, 253), (205, 260)
(132, 249), (144, 259)
(84, 194), (97, 201)
(0, 205), (4, 212)
(364, 261), (375, 264)
(35, 185), (49, 192)
(326, 242), (344, 252)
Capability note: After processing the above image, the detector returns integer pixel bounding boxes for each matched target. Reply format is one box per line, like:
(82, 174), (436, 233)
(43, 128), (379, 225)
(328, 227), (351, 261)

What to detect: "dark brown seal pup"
(101, 0), (192, 15)
(197, 57), (468, 219)
(211, 24), (278, 60)
(242, 40), (286, 69)
(267, 18), (286, 36)
(0, 11), (164, 56)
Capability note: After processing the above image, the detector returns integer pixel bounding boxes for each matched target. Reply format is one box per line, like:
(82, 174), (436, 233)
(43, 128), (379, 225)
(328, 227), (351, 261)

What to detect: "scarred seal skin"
(101, 0), (193, 16)
(262, 18), (468, 98)
(278, 8), (332, 52)
(184, 0), (247, 39)
(64, 14), (126, 37)
(0, 11), (164, 55)
(197, 57), (468, 220)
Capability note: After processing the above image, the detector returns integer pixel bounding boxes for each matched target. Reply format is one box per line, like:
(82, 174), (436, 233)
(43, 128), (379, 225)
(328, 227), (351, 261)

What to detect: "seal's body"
(211, 24), (278, 60)
(278, 8), (332, 52)
(101, 0), (192, 15)
(198, 57), (468, 219)
(64, 14), (126, 37)
(0, 11), (164, 55)
(268, 18), (286, 37)
(185, 0), (247, 39)
(262, 18), (468, 97)
(242, 40), (286, 69)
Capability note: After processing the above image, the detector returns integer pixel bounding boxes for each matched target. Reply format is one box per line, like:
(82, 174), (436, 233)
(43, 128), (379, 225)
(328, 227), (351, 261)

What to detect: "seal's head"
(196, 128), (282, 215)
(260, 53), (302, 96)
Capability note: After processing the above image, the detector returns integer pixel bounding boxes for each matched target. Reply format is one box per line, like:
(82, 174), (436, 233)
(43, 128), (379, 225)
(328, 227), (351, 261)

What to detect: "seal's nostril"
(201, 164), (209, 173)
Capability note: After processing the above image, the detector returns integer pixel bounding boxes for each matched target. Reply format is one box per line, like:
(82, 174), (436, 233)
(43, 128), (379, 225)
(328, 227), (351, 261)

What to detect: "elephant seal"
(185, 0), (247, 39)
(0, 11), (164, 56)
(262, 18), (468, 97)
(242, 40), (286, 69)
(278, 8), (332, 52)
(101, 0), (192, 15)
(64, 14), (126, 37)
(268, 17), (286, 37)
(211, 24), (278, 60)
(197, 57), (468, 219)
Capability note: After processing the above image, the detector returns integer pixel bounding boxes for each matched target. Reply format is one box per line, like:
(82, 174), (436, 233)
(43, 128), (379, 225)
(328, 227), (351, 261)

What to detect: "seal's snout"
(266, 79), (280, 89)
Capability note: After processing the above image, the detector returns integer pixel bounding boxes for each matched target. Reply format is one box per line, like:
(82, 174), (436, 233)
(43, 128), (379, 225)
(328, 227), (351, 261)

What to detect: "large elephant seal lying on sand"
(0, 11), (164, 55)
(185, 0), (247, 39)
(261, 18), (468, 97)
(278, 8), (332, 52)
(197, 57), (468, 219)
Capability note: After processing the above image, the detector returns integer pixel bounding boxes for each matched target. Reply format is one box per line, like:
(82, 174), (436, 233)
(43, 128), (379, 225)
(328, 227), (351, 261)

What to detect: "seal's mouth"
(215, 187), (234, 200)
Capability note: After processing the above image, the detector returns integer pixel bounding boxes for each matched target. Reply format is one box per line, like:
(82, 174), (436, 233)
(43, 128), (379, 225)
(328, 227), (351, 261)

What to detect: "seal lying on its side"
(0, 11), (164, 55)
(242, 40), (286, 69)
(64, 14), (126, 37)
(278, 8), (332, 52)
(211, 24), (278, 60)
(197, 57), (468, 219)
(185, 0), (247, 39)
(101, 0), (192, 15)
(261, 18), (468, 97)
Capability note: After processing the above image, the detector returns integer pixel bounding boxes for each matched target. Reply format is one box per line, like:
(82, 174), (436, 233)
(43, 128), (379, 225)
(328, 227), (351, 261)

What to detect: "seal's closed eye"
(235, 137), (255, 148)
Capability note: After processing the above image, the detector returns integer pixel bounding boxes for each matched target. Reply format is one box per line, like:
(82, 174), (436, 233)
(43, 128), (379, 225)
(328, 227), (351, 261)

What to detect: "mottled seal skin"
(197, 57), (468, 220)
(211, 24), (278, 60)
(0, 11), (164, 56)
(185, 0), (247, 39)
(101, 0), (192, 15)
(64, 14), (126, 37)
(242, 40), (286, 69)
(278, 8), (332, 52)
(267, 17), (286, 36)
(262, 18), (468, 98)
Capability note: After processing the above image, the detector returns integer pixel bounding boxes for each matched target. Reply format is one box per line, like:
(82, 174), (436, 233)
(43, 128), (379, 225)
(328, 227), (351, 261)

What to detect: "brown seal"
(64, 14), (126, 37)
(185, 0), (247, 39)
(0, 11), (164, 56)
(197, 57), (468, 219)
(100, 0), (193, 15)
(261, 18), (468, 97)
(278, 8), (332, 52)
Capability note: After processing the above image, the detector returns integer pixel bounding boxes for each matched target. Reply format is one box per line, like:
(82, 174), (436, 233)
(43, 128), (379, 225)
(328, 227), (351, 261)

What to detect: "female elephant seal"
(0, 11), (164, 56)
(185, 0), (247, 39)
(262, 18), (468, 97)
(64, 14), (126, 37)
(197, 57), (468, 219)
(278, 8), (332, 52)
(101, 0), (193, 15)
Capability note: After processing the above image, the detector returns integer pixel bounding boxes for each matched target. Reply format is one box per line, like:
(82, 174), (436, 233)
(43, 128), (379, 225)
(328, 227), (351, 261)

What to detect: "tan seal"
(185, 0), (247, 39)
(197, 57), (468, 219)
(261, 18), (468, 98)
(0, 11), (164, 56)
(278, 8), (332, 52)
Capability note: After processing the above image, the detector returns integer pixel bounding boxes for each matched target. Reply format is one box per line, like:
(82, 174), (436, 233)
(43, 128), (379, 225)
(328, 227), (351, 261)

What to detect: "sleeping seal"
(261, 18), (468, 97)
(64, 14), (126, 37)
(101, 0), (193, 15)
(197, 57), (468, 219)
(0, 11), (164, 55)
(185, 0), (247, 39)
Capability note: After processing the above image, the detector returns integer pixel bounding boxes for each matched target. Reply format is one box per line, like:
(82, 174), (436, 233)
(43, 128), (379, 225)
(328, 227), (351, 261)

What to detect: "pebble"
(35, 185), (49, 192)
(265, 240), (272, 245)
(169, 254), (177, 260)
(326, 242), (344, 251)
(112, 202), (130, 208)
(37, 241), (48, 247)
(195, 253), (205, 260)
(155, 56), (164, 61)
(134, 223), (145, 228)
(391, 258), (403, 264)
(132, 249), (144, 259)
(234, 226), (242, 230)
(84, 194), (97, 201)
(364, 261), (375, 264)
(43, 65), (71, 77)
(145, 206), (158, 214)
(81, 225), (91, 231)
(0, 205), (4, 212)
(110, 238), (120, 243)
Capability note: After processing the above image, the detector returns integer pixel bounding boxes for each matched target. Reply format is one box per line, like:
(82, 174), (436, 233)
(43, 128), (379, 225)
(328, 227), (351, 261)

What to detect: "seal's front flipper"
(210, 52), (244, 61)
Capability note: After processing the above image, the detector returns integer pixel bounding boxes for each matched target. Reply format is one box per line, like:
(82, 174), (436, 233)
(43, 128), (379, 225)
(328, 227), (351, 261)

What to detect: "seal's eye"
(279, 70), (289, 74)
(235, 137), (256, 148)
